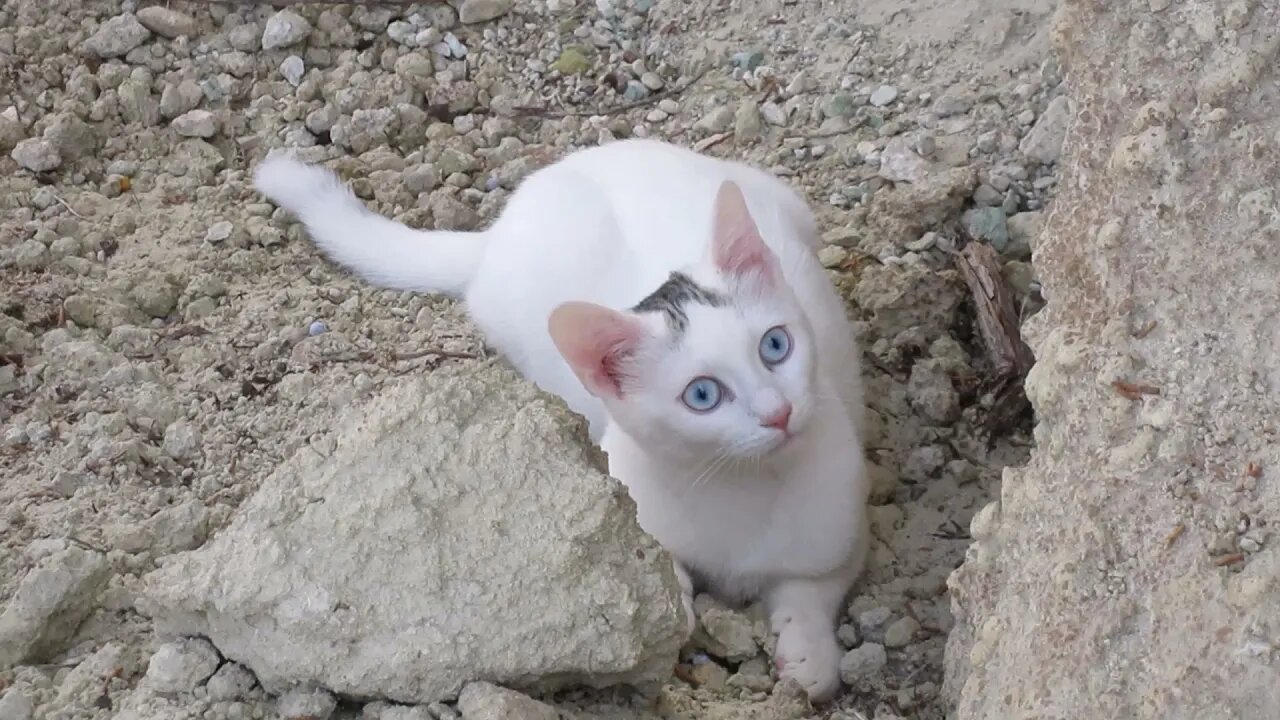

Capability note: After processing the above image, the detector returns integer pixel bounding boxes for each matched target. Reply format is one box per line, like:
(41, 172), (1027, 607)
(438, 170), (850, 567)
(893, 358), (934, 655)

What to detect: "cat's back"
(550, 139), (818, 257)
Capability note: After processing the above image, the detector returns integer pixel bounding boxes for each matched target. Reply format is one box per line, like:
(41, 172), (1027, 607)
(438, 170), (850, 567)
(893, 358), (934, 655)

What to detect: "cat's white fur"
(254, 139), (871, 702)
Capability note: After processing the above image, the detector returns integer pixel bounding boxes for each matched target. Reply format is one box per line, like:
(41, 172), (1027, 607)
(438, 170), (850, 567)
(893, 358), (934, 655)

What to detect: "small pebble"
(869, 85), (899, 107)
(280, 55), (305, 86)
(278, 687), (337, 720)
(883, 616), (921, 648)
(308, 320), (329, 336)
(839, 643), (888, 685)
(206, 221), (234, 243)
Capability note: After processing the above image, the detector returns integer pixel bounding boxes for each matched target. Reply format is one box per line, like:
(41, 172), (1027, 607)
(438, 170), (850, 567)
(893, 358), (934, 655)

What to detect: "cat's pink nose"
(760, 403), (792, 432)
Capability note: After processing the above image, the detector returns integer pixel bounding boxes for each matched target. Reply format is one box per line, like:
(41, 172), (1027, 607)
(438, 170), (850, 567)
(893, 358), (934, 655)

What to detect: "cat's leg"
(764, 536), (867, 702)
(674, 560), (697, 638)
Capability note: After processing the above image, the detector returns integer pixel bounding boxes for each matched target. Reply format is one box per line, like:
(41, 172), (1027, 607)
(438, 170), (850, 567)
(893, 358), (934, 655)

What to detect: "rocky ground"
(0, 0), (1062, 718)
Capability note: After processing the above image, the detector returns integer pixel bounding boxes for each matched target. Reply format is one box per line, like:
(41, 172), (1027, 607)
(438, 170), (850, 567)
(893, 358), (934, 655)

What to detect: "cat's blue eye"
(681, 377), (723, 412)
(759, 326), (793, 366)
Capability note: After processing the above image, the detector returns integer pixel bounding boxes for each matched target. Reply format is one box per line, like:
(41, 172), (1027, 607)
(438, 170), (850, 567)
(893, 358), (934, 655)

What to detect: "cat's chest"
(615, 453), (860, 580)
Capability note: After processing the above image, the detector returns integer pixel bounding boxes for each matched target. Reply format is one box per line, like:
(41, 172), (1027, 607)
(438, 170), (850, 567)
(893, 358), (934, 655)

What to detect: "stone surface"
(459, 0), (514, 24)
(144, 638), (221, 693)
(10, 138), (60, 172)
(262, 10), (311, 50)
(946, 2), (1280, 718)
(0, 547), (111, 670)
(0, 689), (34, 720)
(171, 110), (218, 139)
(278, 687), (337, 719)
(839, 643), (887, 687)
(1018, 95), (1071, 165)
(206, 662), (257, 701)
(81, 13), (151, 58)
(136, 7), (197, 39)
(456, 682), (559, 720)
(141, 362), (685, 704)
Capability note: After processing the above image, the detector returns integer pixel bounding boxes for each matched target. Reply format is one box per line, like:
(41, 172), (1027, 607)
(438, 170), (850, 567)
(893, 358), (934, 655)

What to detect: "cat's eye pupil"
(682, 377), (722, 412)
(759, 326), (792, 366)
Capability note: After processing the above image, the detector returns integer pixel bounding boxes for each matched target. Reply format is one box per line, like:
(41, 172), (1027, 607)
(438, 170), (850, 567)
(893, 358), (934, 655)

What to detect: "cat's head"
(549, 181), (818, 462)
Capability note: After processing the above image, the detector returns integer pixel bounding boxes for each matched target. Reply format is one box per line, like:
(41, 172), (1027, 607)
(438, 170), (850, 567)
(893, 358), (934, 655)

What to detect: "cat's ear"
(711, 181), (778, 285)
(548, 301), (648, 399)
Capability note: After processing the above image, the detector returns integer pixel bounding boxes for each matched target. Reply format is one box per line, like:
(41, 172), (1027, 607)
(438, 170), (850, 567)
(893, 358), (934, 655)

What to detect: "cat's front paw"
(773, 622), (842, 703)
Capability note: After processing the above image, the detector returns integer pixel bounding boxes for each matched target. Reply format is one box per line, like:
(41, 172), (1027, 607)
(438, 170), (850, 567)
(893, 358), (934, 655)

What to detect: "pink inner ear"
(712, 181), (776, 284)
(548, 302), (646, 399)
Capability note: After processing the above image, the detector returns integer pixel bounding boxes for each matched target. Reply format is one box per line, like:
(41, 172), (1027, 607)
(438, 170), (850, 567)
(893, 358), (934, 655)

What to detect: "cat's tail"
(252, 152), (485, 296)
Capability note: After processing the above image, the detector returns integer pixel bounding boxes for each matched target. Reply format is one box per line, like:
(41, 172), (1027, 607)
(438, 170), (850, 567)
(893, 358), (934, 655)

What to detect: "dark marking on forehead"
(632, 271), (727, 335)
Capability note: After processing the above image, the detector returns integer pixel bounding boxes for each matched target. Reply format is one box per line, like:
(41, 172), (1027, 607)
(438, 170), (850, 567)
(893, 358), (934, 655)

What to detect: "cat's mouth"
(766, 428), (798, 454)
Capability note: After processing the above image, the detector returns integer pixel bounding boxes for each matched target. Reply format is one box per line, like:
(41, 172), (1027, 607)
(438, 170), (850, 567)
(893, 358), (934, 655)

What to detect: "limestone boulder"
(142, 361), (685, 703)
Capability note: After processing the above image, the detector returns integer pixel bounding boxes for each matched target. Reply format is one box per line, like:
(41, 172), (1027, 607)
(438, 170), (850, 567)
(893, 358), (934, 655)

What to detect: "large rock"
(141, 361), (685, 704)
(0, 546), (111, 670)
(945, 2), (1280, 718)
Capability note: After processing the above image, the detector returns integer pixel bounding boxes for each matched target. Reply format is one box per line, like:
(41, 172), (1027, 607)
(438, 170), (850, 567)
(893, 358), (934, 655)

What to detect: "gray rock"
(331, 107), (396, 153)
(883, 616), (920, 649)
(206, 662), (257, 701)
(11, 138), (59, 172)
(43, 113), (96, 157)
(171, 109), (218, 138)
(973, 183), (1004, 206)
(305, 105), (340, 135)
(363, 702), (436, 720)
(280, 55), (305, 87)
(162, 420), (202, 460)
(160, 80), (203, 119)
(229, 22), (262, 52)
(734, 100), (764, 143)
(0, 688), (33, 720)
(0, 113), (23, 154)
(839, 643), (887, 686)
(962, 206), (1010, 252)
(136, 6), (197, 39)
(118, 72), (158, 126)
(141, 362), (686, 703)
(458, 0), (514, 24)
(698, 606), (759, 662)
(279, 687), (337, 720)
(262, 10), (311, 51)
(822, 93), (858, 118)
(205, 221), (234, 244)
(731, 49), (765, 72)
(870, 85), (899, 107)
(1005, 211), (1044, 260)
(907, 359), (959, 424)
(131, 278), (180, 318)
(694, 106), (735, 134)
(856, 606), (893, 640)
(879, 136), (931, 184)
(1019, 95), (1071, 165)
(404, 164), (441, 195)
(456, 683), (558, 720)
(623, 80), (649, 102)
(81, 14), (151, 58)
(761, 101), (788, 126)
(0, 547), (111, 670)
(144, 638), (221, 693)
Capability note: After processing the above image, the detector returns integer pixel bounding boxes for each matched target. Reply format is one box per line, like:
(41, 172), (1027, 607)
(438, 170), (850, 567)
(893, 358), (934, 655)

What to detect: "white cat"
(254, 139), (871, 702)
